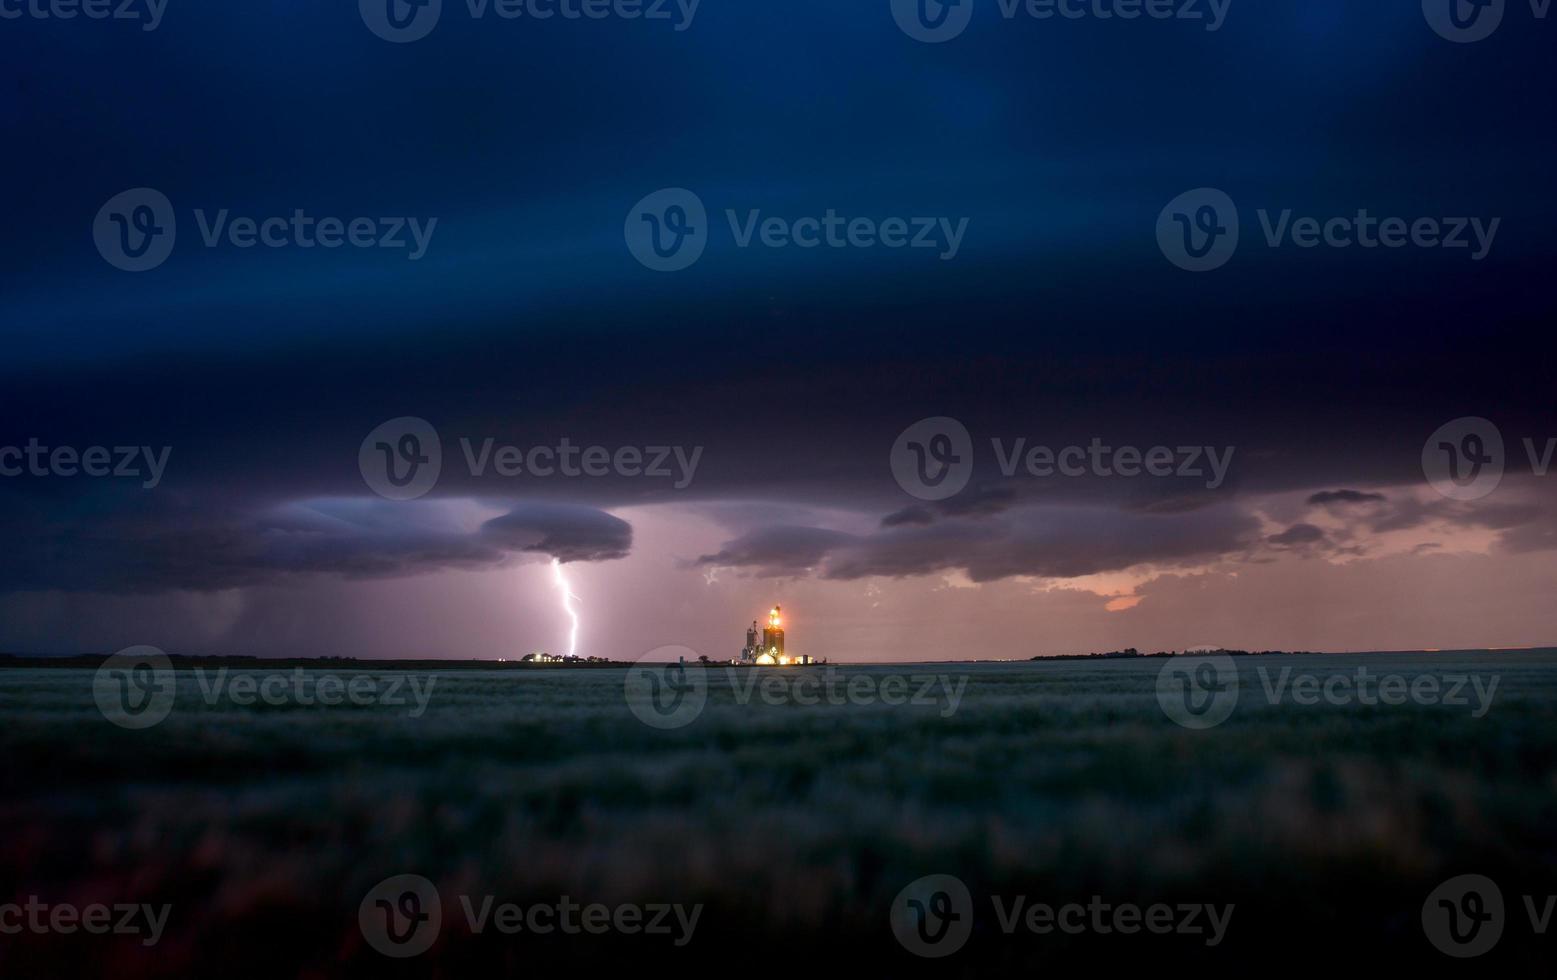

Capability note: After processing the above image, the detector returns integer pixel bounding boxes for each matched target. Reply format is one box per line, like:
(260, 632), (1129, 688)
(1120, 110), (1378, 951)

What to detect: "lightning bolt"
(551, 558), (581, 658)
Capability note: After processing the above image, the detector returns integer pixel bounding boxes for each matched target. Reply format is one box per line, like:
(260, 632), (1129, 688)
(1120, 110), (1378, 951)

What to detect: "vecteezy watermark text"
(623, 651), (968, 729)
(889, 875), (1233, 958)
(890, 417), (1234, 501)
(726, 209), (968, 260)
(360, 417), (703, 500)
(460, 437), (701, 488)
(1155, 653), (1502, 730)
(1, 440), (170, 489)
(625, 188), (969, 271)
(359, 874), (701, 958)
(192, 668), (437, 718)
(93, 646), (438, 729)
(460, 894), (700, 946)
(360, 0), (700, 43)
(991, 437), (1234, 488)
(989, 895), (1234, 945)
(1157, 188), (1500, 272)
(992, 0), (1230, 29)
(0, 0), (167, 30)
(891, 0), (1230, 44)
(726, 667), (966, 716)
(1257, 664), (1498, 718)
(0, 898), (171, 946)
(94, 188), (437, 272)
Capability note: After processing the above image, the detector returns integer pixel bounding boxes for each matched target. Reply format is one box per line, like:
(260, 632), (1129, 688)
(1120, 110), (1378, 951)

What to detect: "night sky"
(2, 1), (1555, 659)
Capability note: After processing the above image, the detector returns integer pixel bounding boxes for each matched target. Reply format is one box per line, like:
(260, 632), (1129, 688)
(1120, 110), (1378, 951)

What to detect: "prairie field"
(2, 651), (1555, 975)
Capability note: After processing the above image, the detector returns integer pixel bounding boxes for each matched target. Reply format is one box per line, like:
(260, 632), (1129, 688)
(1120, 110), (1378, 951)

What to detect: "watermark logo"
(891, 417), (975, 501)
(360, 0), (443, 42)
(626, 188), (970, 271)
(890, 876), (1234, 956)
(1423, 0), (1506, 42)
(890, 874), (974, 958)
(1423, 417), (1504, 501)
(1159, 189), (1500, 270)
(1156, 654), (1238, 729)
(1157, 188), (1239, 272)
(361, 874), (442, 958)
(1161, 657), (1500, 729)
(360, 417), (704, 499)
(93, 189), (437, 271)
(892, 418), (1237, 499)
(1421, 874), (1557, 957)
(94, 188), (176, 272)
(625, 188), (708, 272)
(891, 0), (975, 43)
(92, 645), (176, 730)
(95, 657), (439, 729)
(1423, 874), (1504, 957)
(624, 646), (708, 729)
(360, 417), (444, 500)
(362, 877), (701, 952)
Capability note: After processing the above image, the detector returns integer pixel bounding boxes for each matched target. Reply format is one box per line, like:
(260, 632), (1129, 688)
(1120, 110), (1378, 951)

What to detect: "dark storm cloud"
(483, 503), (632, 563)
(1308, 490), (1388, 507)
(702, 503), (1262, 583)
(1367, 496), (1441, 534)
(1467, 494), (1557, 556)
(935, 485), (1018, 519)
(1497, 522), (1557, 555)
(0, 492), (628, 594)
(1268, 523), (1328, 548)
(703, 483), (1557, 586)
(1281, 481), (1557, 559)
(2, 2), (1555, 609)
(1349, 492), (1548, 537)
(880, 487), (1015, 527)
(881, 505), (935, 528)
(696, 525), (857, 575)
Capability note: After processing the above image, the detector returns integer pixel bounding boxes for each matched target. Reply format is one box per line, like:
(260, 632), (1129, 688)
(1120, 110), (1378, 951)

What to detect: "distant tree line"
(1034, 648), (1321, 661)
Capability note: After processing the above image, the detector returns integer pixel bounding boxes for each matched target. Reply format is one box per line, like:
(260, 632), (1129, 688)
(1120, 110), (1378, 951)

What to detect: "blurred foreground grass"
(2, 652), (1555, 975)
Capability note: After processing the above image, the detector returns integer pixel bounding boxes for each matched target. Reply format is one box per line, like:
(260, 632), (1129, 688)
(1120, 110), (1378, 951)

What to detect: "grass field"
(3, 652), (1555, 974)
